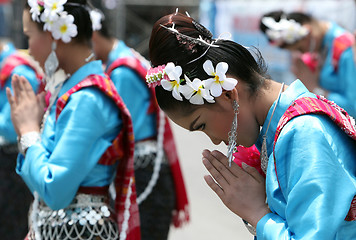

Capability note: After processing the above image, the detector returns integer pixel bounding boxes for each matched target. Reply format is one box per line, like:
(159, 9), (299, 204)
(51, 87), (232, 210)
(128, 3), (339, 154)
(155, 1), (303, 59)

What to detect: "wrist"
(249, 205), (271, 228)
(19, 126), (40, 136)
(17, 131), (41, 155)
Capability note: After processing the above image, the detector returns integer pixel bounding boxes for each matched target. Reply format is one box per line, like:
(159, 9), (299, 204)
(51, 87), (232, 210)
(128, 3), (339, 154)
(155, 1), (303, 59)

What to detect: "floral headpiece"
(28, 0), (101, 43)
(146, 60), (238, 105)
(261, 16), (309, 46)
(28, 0), (77, 43)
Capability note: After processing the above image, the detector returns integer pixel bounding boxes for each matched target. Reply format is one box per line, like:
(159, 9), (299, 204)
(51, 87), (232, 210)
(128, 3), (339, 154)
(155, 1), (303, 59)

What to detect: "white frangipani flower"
(43, 0), (66, 21)
(161, 62), (183, 101)
(28, 0), (43, 22)
(51, 13), (77, 43)
(181, 76), (215, 105)
(203, 60), (238, 97)
(40, 12), (56, 31)
(90, 10), (102, 31)
(262, 17), (309, 45)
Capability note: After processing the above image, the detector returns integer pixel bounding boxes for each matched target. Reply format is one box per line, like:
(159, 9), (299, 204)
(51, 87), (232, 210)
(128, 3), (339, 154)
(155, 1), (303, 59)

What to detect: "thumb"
(242, 162), (265, 183)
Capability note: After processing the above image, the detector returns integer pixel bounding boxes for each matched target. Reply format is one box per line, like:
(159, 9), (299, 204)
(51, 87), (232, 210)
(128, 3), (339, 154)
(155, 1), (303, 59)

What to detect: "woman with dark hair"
(259, 10), (356, 118)
(91, 9), (189, 240)
(6, 0), (140, 239)
(146, 12), (356, 239)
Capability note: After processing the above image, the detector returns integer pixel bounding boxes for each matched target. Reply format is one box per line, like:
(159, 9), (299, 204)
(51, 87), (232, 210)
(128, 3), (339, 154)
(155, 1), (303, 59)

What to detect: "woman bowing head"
(146, 12), (356, 239)
(7, 0), (141, 239)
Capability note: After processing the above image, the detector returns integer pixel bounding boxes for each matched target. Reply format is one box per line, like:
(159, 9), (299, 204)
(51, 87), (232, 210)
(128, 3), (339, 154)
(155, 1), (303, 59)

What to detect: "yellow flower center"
(52, 3), (57, 11)
(60, 24), (67, 34)
(214, 73), (220, 83)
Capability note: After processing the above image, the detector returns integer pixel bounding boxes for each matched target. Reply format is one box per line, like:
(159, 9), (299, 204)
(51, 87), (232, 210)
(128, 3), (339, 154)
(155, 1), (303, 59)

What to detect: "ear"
(223, 87), (239, 104)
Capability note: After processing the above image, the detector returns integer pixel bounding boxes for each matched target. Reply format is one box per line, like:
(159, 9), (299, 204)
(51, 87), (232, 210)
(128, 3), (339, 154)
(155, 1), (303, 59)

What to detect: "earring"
(227, 100), (239, 167)
(44, 41), (59, 83)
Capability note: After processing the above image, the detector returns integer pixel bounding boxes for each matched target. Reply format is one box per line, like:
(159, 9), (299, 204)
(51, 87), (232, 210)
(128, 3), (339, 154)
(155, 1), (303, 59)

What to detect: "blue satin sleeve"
(16, 87), (121, 210)
(0, 65), (39, 142)
(257, 115), (356, 239)
(111, 67), (156, 141)
(327, 48), (356, 118)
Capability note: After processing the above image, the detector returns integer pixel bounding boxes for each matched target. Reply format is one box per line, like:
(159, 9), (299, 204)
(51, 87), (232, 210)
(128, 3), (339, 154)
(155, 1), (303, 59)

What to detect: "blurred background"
(1, 0), (355, 239)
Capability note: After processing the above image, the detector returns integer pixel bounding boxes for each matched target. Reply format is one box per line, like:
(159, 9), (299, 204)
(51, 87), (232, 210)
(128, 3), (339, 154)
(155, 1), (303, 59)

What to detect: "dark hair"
(149, 13), (268, 114)
(24, 0), (93, 44)
(96, 10), (113, 39)
(259, 10), (313, 47)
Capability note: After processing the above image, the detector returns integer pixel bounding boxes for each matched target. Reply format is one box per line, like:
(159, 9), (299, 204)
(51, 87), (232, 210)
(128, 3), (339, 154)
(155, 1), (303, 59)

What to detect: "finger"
(203, 149), (247, 180)
(37, 92), (46, 111)
(242, 162), (265, 183)
(11, 74), (20, 103)
(6, 87), (15, 107)
(203, 157), (230, 188)
(21, 76), (36, 97)
(17, 76), (29, 100)
(212, 150), (251, 177)
(204, 175), (225, 199)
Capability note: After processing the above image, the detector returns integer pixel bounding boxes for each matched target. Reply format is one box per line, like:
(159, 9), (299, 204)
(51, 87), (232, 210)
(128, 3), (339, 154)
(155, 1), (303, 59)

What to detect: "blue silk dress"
(106, 41), (176, 240)
(255, 80), (356, 239)
(319, 22), (356, 118)
(16, 60), (122, 210)
(106, 40), (156, 141)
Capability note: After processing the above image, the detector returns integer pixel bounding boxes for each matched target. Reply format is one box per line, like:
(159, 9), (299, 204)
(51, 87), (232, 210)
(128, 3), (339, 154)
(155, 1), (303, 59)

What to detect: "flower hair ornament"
(146, 60), (238, 105)
(261, 16), (309, 46)
(90, 8), (103, 31)
(28, 0), (100, 43)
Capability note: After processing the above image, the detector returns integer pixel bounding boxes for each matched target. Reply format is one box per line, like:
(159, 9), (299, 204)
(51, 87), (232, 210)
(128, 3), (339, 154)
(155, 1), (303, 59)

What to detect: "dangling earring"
(227, 100), (239, 167)
(44, 41), (59, 84)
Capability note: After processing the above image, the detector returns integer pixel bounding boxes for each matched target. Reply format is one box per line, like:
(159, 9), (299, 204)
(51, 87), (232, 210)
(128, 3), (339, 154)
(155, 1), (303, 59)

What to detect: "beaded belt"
(28, 193), (119, 240)
(134, 139), (167, 169)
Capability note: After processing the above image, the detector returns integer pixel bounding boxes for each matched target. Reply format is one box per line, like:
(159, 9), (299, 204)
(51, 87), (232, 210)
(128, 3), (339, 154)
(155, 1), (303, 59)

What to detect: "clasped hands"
(6, 74), (46, 136)
(202, 149), (270, 228)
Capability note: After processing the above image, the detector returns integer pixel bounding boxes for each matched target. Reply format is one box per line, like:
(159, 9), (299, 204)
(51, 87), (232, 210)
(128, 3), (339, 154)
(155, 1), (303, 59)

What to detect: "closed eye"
(196, 124), (205, 131)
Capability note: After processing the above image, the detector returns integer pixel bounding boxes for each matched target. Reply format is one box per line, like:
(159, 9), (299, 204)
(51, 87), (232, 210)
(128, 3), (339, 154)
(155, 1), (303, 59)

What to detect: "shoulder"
(66, 81), (119, 113)
(275, 113), (355, 161)
(110, 64), (147, 90)
(278, 114), (339, 144)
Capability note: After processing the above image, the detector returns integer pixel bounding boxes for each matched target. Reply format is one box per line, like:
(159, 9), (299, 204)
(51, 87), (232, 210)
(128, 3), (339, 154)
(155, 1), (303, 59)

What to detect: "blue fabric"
(0, 43), (40, 143)
(255, 80), (356, 239)
(16, 61), (122, 210)
(106, 41), (156, 142)
(319, 22), (356, 118)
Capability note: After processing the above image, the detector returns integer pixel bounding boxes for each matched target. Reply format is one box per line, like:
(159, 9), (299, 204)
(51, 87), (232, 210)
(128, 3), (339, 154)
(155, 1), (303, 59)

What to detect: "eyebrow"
(189, 116), (200, 131)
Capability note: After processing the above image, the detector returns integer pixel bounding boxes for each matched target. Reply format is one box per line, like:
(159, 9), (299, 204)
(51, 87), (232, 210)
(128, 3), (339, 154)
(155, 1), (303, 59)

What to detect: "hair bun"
(192, 20), (213, 40)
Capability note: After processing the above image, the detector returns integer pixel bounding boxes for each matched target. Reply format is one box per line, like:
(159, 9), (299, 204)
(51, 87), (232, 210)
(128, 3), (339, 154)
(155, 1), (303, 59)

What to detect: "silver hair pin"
(160, 24), (219, 48)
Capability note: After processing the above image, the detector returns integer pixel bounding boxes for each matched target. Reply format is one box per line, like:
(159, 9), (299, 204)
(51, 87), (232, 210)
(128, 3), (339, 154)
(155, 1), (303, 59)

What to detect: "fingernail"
(242, 162), (249, 169)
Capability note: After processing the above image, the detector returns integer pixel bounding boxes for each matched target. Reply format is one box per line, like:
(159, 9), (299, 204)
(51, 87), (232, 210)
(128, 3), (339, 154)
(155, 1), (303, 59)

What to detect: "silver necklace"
(260, 82), (285, 174)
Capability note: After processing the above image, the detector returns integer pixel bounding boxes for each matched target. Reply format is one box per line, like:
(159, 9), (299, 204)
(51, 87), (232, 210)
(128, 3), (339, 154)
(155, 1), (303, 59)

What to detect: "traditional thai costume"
(105, 41), (189, 240)
(319, 22), (356, 118)
(17, 60), (140, 239)
(255, 80), (356, 239)
(0, 42), (43, 239)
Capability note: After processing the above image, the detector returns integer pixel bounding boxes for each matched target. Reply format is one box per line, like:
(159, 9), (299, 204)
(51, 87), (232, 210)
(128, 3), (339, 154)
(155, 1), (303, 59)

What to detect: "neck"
(58, 43), (94, 75)
(100, 37), (117, 63)
(253, 80), (286, 127)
